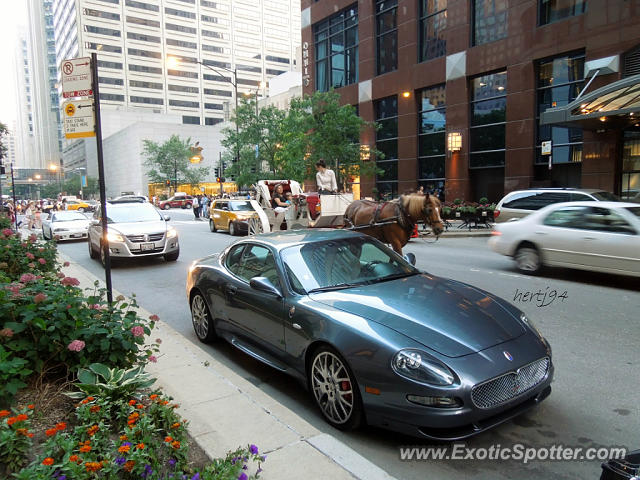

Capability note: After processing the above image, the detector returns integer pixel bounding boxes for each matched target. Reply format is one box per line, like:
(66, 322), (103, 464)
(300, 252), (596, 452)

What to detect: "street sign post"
(61, 57), (93, 98)
(541, 140), (552, 170)
(63, 99), (95, 139)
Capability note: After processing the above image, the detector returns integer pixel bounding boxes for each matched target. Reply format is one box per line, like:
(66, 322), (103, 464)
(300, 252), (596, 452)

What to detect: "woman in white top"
(315, 160), (338, 194)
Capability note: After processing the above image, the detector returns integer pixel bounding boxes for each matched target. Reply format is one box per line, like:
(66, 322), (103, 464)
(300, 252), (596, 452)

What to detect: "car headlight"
(392, 349), (456, 386)
(167, 227), (177, 238)
(106, 231), (125, 242)
(520, 313), (550, 351)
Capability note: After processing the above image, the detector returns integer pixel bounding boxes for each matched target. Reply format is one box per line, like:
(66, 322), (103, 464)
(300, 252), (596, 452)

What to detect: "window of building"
(419, 0), (446, 62)
(203, 59), (231, 69)
(99, 76), (124, 86)
(202, 44), (227, 54)
(418, 85), (446, 189)
(165, 7), (196, 19)
(169, 84), (199, 93)
(127, 32), (161, 43)
(469, 71), (507, 168)
(375, 95), (398, 198)
(100, 93), (124, 101)
(131, 96), (163, 105)
(313, 5), (358, 92)
(96, 0), (119, 4)
(170, 99), (199, 108)
(237, 78), (260, 86)
(130, 80), (163, 89)
(204, 88), (232, 97)
(85, 42), (122, 53)
(168, 69), (198, 79)
(97, 60), (123, 70)
(128, 48), (161, 59)
(621, 131), (640, 201)
(166, 38), (197, 49)
(539, 0), (586, 25)
(202, 30), (227, 39)
(266, 69), (287, 76)
(83, 8), (120, 20)
(204, 103), (224, 110)
(129, 64), (162, 74)
(84, 25), (121, 37)
(266, 55), (290, 64)
(203, 73), (230, 82)
(125, 0), (159, 12)
(205, 117), (223, 125)
(237, 64), (262, 73)
(536, 52), (584, 164)
(165, 23), (197, 34)
(126, 16), (160, 28)
(472, 0), (507, 46)
(183, 116), (200, 124)
(376, 0), (397, 75)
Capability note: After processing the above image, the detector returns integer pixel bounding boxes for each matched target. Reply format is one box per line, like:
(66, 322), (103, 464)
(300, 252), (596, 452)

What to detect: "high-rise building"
(52, 0), (301, 126)
(12, 28), (36, 169)
(26, 0), (63, 170)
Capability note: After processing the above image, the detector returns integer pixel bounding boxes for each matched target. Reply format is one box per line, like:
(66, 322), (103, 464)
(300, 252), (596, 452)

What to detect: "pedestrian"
(25, 202), (35, 229)
(192, 194), (200, 219)
(315, 159), (338, 194)
(201, 194), (210, 218)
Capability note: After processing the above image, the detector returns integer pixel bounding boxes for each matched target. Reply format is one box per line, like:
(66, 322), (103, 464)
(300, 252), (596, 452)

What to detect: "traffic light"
(216, 177), (225, 183)
(214, 167), (220, 177)
(222, 161), (228, 171)
(0, 164), (5, 175)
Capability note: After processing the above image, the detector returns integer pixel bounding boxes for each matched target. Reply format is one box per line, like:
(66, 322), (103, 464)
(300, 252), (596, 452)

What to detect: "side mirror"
(403, 252), (416, 266)
(164, 216), (171, 221)
(249, 277), (281, 297)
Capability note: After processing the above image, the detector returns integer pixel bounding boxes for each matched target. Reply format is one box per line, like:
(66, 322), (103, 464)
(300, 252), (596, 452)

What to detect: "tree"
(0, 122), (8, 164)
(142, 135), (209, 193)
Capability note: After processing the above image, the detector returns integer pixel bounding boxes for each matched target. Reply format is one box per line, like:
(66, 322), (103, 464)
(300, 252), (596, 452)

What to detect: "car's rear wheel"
(190, 292), (216, 343)
(88, 237), (98, 259)
(163, 204), (170, 210)
(515, 244), (541, 274)
(308, 346), (363, 431)
(229, 222), (236, 236)
(164, 248), (179, 262)
(209, 219), (217, 232)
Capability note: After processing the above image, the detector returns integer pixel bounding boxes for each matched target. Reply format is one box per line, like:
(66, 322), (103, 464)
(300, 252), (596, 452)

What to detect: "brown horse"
(344, 194), (444, 255)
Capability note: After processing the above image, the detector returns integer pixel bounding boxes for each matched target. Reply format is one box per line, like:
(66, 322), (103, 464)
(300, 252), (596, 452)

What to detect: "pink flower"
(149, 314), (159, 321)
(148, 355), (158, 363)
(155, 338), (162, 344)
(130, 326), (145, 338)
(1, 228), (13, 237)
(61, 277), (80, 287)
(38, 247), (45, 252)
(28, 234), (37, 242)
(0, 328), (14, 338)
(26, 252), (35, 260)
(63, 261), (70, 267)
(19, 273), (37, 283)
(28, 263), (35, 268)
(56, 272), (65, 279)
(88, 304), (105, 311)
(67, 340), (85, 352)
(33, 293), (47, 304)
(38, 258), (46, 265)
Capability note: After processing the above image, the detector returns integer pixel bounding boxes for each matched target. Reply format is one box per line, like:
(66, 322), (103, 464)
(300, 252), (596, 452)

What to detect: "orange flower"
(15, 414), (28, 422)
(6, 417), (17, 426)
(0, 410), (10, 417)
(136, 443), (145, 450)
(87, 425), (99, 436)
(171, 422), (180, 429)
(27, 433), (34, 438)
(119, 435), (128, 441)
(16, 428), (28, 436)
(69, 455), (79, 463)
(80, 399), (89, 405)
(124, 460), (135, 472)
(171, 440), (181, 450)
(79, 445), (92, 453)
(161, 400), (169, 405)
(90, 405), (101, 413)
(42, 457), (54, 466)
(136, 404), (145, 409)
(164, 436), (173, 443)
(27, 404), (35, 410)
(128, 399), (137, 406)
(85, 461), (103, 472)
(45, 428), (58, 437)
(127, 418), (136, 426)
(149, 394), (158, 400)
(87, 396), (95, 401)
(55, 422), (67, 431)
(171, 404), (179, 409)
(118, 445), (131, 454)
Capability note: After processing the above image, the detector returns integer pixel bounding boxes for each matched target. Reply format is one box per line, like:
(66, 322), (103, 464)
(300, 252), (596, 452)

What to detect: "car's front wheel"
(308, 346), (363, 431)
(88, 237), (98, 259)
(164, 248), (179, 262)
(229, 222), (236, 236)
(190, 291), (216, 343)
(209, 219), (217, 232)
(515, 244), (542, 274)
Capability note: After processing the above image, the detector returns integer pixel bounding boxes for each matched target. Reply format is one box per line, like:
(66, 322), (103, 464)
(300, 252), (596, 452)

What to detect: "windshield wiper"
(368, 271), (419, 284)
(308, 282), (364, 293)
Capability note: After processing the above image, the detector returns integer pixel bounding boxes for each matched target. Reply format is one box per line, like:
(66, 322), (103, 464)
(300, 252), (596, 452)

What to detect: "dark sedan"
(186, 230), (553, 439)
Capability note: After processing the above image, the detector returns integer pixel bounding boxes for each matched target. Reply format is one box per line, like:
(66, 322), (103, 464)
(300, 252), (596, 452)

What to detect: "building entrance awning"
(540, 74), (640, 129)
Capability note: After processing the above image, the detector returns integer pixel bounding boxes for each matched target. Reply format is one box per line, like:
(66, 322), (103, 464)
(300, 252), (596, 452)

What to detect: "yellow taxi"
(65, 199), (92, 212)
(209, 199), (258, 236)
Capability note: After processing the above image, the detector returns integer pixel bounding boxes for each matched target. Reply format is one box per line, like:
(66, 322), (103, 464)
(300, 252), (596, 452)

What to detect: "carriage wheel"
(248, 217), (263, 236)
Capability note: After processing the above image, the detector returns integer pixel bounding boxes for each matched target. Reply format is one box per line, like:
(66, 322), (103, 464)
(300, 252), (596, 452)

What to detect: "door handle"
(583, 237), (596, 241)
(226, 285), (238, 295)
(534, 231), (547, 235)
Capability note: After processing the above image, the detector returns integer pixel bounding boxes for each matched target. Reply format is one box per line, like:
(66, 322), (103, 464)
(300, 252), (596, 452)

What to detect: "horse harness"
(368, 200), (414, 235)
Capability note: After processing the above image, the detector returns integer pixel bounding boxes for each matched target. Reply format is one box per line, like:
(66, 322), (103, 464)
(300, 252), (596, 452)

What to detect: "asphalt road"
(56, 208), (640, 480)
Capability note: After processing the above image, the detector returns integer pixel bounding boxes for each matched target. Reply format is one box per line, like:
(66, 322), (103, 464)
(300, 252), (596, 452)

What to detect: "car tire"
(190, 291), (217, 343)
(163, 204), (170, 210)
(209, 219), (217, 232)
(515, 244), (542, 274)
(99, 242), (116, 267)
(164, 248), (180, 262)
(229, 222), (236, 236)
(308, 345), (364, 431)
(88, 237), (98, 259)
(78, 207), (85, 212)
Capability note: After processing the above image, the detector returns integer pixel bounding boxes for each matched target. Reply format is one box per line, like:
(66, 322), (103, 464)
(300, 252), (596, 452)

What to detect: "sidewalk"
(418, 219), (494, 238)
(58, 251), (397, 480)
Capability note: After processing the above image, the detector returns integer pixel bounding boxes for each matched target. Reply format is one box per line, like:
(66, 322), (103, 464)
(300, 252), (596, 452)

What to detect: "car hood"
(51, 220), (90, 229)
(310, 273), (526, 358)
(108, 221), (168, 236)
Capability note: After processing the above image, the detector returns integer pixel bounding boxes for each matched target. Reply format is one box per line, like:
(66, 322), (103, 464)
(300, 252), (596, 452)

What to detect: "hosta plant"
(66, 363), (156, 403)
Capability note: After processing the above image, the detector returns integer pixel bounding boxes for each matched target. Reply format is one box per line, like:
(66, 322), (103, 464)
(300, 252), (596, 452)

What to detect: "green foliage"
(0, 345), (32, 404)
(66, 363), (156, 403)
(0, 229), (58, 281)
(0, 214), (11, 230)
(453, 198), (462, 205)
(0, 406), (34, 473)
(0, 121), (8, 162)
(479, 197), (489, 204)
(143, 135), (210, 190)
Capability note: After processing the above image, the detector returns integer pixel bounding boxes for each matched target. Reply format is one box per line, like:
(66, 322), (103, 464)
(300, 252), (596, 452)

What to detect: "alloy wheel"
(515, 247), (541, 273)
(311, 351), (355, 425)
(191, 293), (215, 342)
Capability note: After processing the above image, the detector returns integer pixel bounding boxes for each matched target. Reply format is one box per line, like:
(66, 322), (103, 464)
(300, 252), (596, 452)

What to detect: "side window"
(530, 192), (570, 210)
(236, 244), (280, 287)
(225, 245), (245, 277)
(570, 193), (592, 201)
(502, 192), (538, 209)
(543, 206), (587, 228)
(582, 207), (636, 234)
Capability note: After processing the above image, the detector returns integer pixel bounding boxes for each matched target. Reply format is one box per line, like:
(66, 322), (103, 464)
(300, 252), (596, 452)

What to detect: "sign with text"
(541, 141), (552, 155)
(61, 57), (93, 98)
(63, 99), (95, 139)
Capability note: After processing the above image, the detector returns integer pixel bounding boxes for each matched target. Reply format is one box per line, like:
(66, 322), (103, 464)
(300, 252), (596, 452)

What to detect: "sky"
(0, 0), (28, 128)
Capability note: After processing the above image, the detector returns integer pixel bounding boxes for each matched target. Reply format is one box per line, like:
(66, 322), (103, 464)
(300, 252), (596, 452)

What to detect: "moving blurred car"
(113, 195), (148, 203)
(489, 201), (640, 276)
(158, 195), (193, 210)
(187, 229), (553, 439)
(494, 188), (619, 223)
(88, 202), (179, 265)
(209, 199), (258, 236)
(42, 211), (90, 241)
(65, 199), (93, 212)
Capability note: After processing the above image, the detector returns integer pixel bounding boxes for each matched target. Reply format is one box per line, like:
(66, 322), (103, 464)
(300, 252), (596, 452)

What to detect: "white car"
(42, 211), (90, 241)
(489, 201), (640, 277)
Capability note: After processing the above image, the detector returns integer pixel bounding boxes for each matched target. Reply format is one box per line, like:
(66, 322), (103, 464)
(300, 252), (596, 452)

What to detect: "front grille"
(126, 233), (164, 243)
(471, 357), (549, 409)
(130, 247), (165, 255)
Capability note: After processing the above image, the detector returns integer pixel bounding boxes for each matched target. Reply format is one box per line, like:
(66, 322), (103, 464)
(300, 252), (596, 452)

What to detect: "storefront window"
(419, 0), (446, 62)
(418, 86), (446, 193)
(469, 71), (507, 168)
(375, 96), (398, 197)
(621, 130), (640, 201)
(472, 0), (507, 46)
(539, 0), (586, 26)
(376, 0), (397, 75)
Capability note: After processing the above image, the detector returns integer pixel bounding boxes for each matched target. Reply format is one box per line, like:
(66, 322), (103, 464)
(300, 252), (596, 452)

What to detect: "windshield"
(52, 212), (87, 222)
(592, 191), (620, 201)
(105, 205), (163, 223)
(281, 237), (418, 294)
(230, 201), (254, 212)
(624, 207), (640, 219)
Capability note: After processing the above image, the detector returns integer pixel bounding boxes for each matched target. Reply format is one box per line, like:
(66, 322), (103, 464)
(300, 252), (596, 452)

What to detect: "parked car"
(42, 210), (90, 241)
(158, 195), (193, 210)
(88, 202), (179, 265)
(489, 201), (640, 276)
(187, 229), (553, 439)
(209, 199), (258, 236)
(494, 188), (619, 223)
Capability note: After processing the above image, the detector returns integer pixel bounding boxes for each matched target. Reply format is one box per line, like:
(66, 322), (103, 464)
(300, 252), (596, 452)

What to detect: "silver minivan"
(494, 188), (619, 223)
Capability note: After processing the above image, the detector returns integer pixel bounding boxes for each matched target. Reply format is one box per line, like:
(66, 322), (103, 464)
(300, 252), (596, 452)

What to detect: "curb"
(57, 251), (397, 480)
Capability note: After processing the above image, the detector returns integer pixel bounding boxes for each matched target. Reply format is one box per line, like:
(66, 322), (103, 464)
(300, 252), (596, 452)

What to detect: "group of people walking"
(191, 194), (210, 219)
